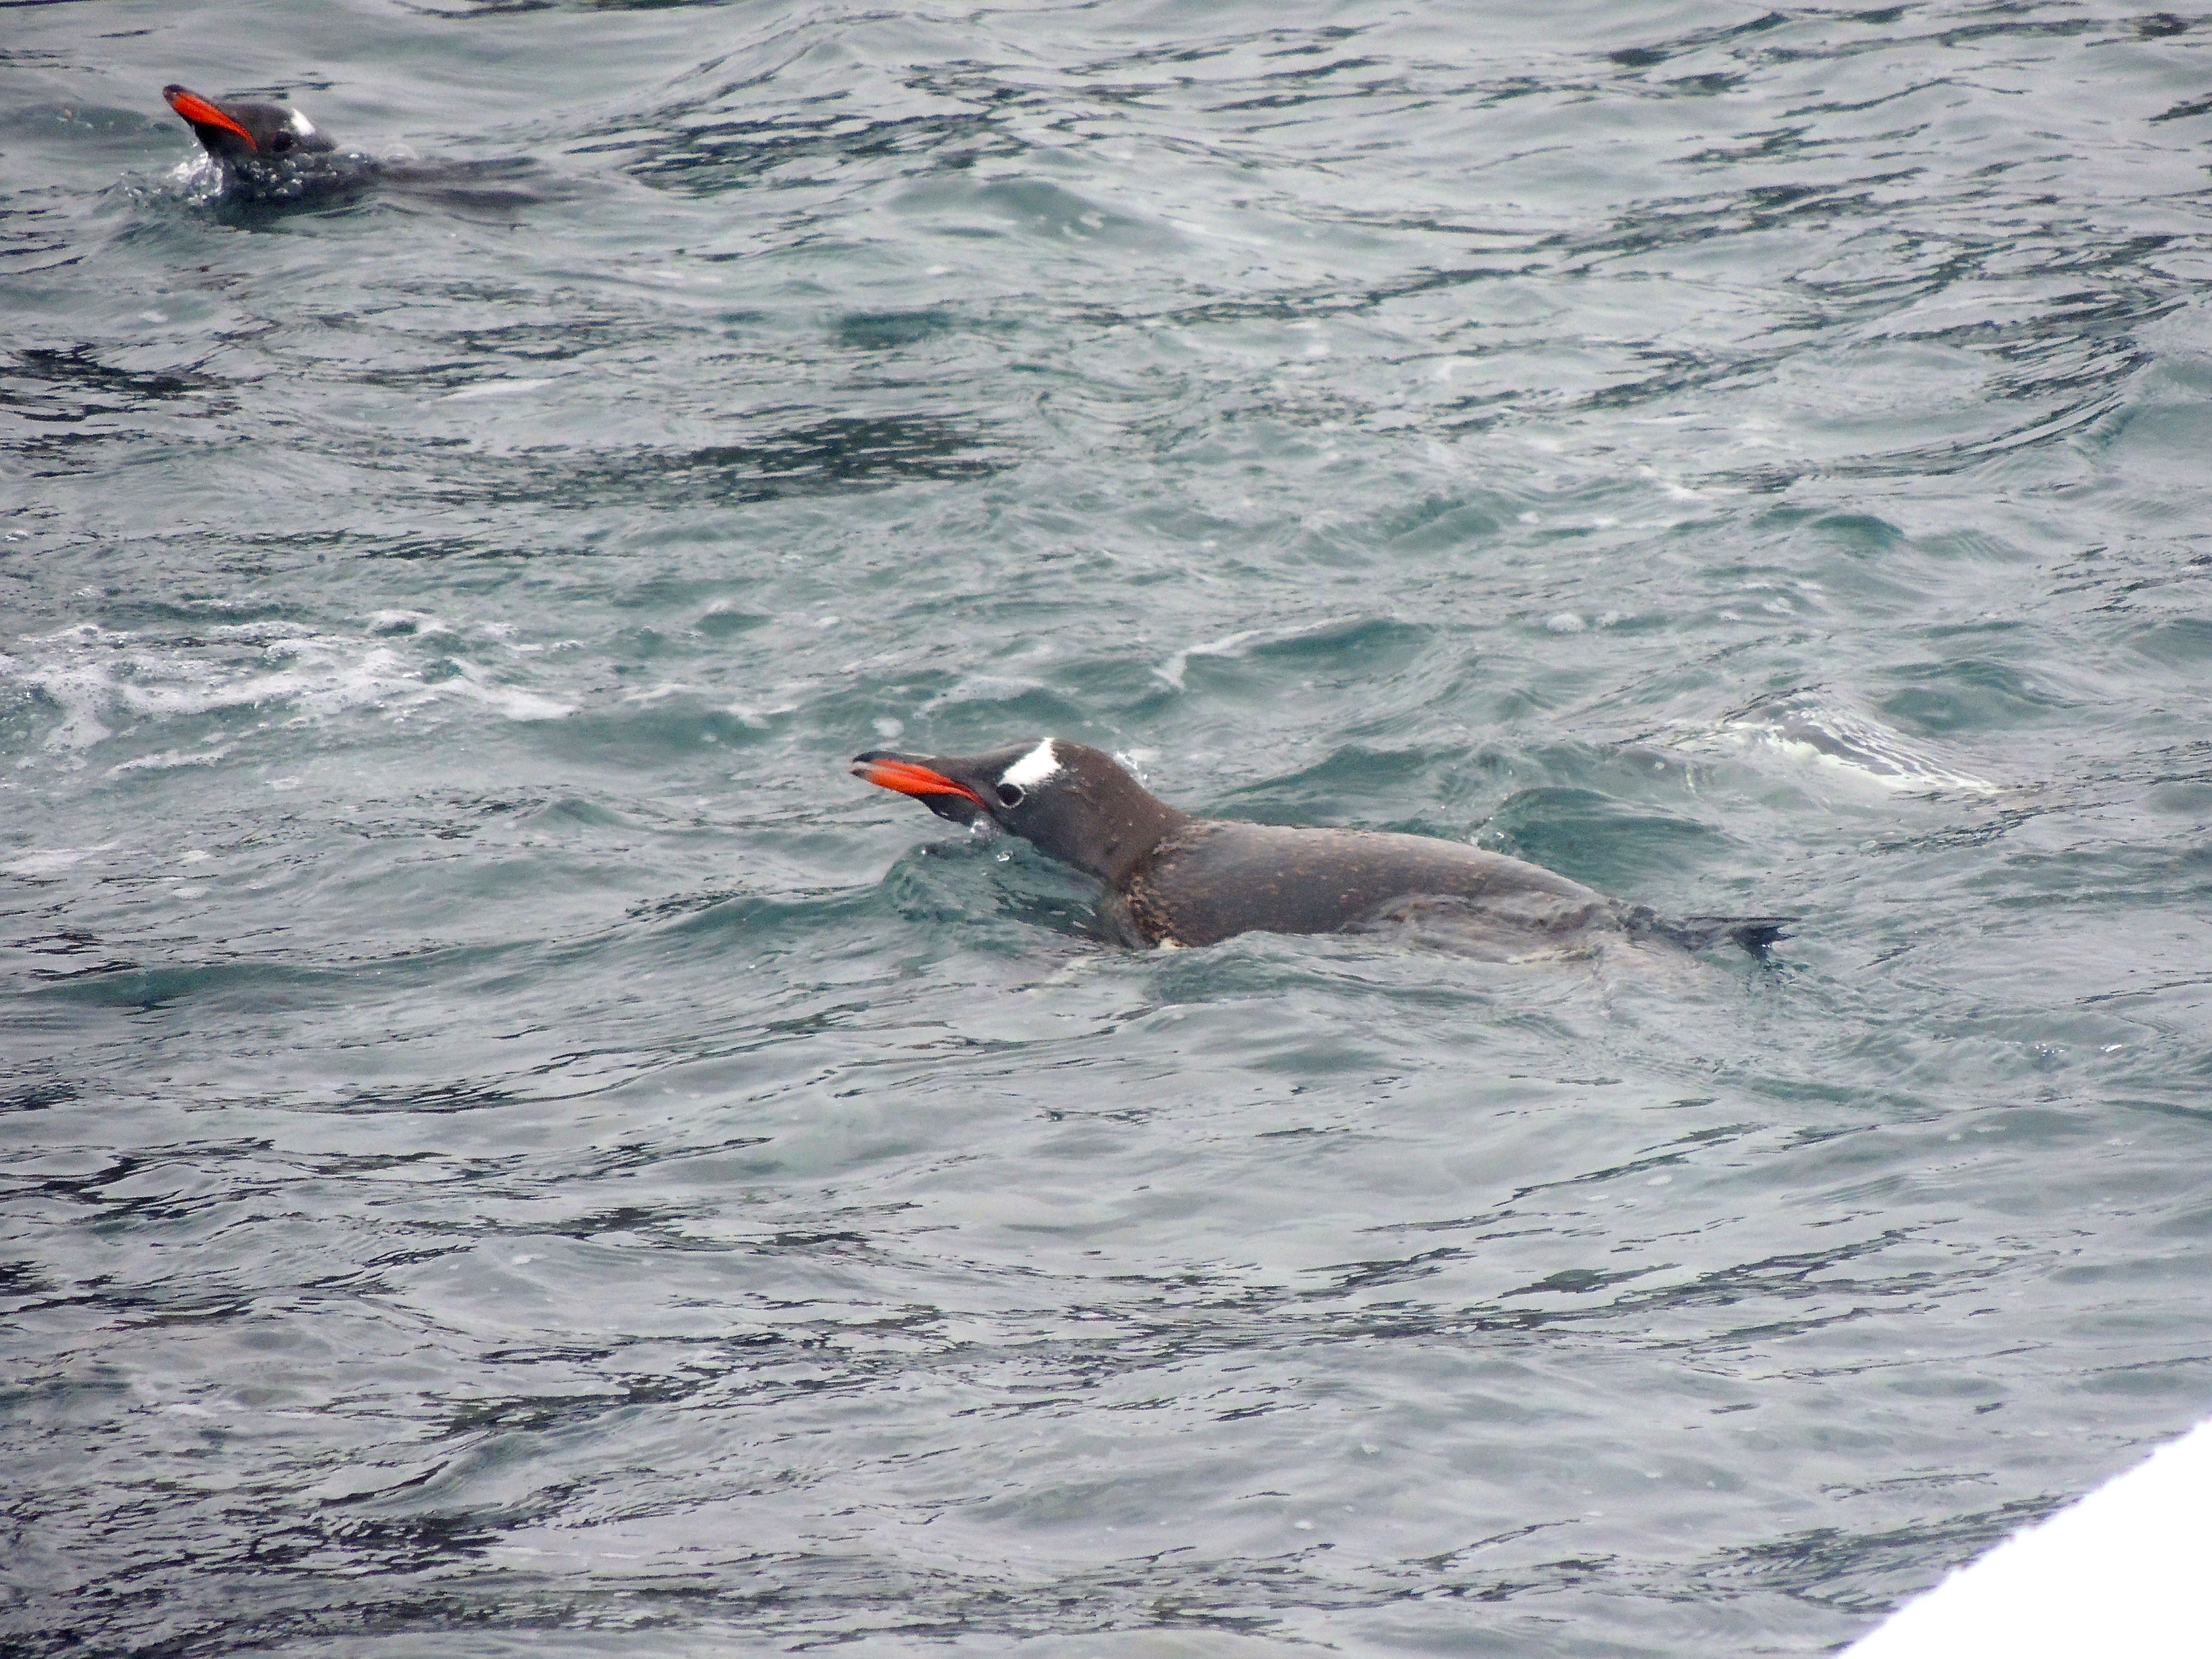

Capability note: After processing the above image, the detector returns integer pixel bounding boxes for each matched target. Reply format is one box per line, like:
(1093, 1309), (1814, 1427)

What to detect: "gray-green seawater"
(4, 3), (2210, 1654)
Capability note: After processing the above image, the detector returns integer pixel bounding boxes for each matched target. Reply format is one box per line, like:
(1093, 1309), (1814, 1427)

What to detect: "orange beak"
(164, 85), (258, 152)
(850, 757), (987, 807)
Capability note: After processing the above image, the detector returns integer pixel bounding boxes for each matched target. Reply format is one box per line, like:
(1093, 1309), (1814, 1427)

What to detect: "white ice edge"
(1843, 1416), (2212, 1659)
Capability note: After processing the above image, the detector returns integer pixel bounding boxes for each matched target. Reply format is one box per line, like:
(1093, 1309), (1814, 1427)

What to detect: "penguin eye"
(995, 782), (1026, 809)
(268, 132), (294, 154)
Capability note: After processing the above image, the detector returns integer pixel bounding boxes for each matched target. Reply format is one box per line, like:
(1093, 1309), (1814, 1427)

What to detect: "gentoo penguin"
(160, 84), (552, 209)
(853, 738), (1793, 955)
(162, 85), (356, 201)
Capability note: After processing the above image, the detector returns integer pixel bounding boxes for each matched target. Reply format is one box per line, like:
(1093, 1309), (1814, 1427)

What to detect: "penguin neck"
(1072, 779), (1190, 889)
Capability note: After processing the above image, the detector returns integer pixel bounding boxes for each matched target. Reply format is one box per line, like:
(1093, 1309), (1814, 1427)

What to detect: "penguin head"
(163, 85), (337, 167)
(851, 737), (1185, 883)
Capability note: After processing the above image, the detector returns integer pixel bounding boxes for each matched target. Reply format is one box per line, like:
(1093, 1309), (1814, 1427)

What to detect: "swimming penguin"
(162, 85), (360, 202)
(852, 738), (1793, 955)
(160, 84), (555, 209)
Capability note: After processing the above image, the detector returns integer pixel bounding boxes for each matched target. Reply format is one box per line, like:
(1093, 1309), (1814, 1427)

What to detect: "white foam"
(618, 681), (694, 706)
(1, 842), (116, 878)
(1154, 628), (1263, 691)
(442, 378), (554, 403)
(916, 673), (1046, 715)
(1001, 738), (1062, 790)
(6, 620), (574, 758)
(1165, 218), (1274, 248)
(1671, 697), (1999, 796)
(368, 610), (451, 637)
(442, 660), (573, 721)
(108, 747), (228, 777)
(23, 665), (116, 751)
(202, 621), (319, 644)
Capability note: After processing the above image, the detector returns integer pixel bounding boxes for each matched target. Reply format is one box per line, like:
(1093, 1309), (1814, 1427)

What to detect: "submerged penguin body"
(162, 84), (364, 203)
(160, 84), (554, 210)
(1117, 820), (1610, 950)
(852, 738), (1791, 956)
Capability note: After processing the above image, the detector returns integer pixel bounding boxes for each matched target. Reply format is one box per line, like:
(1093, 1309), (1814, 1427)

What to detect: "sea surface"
(4, 3), (2210, 1655)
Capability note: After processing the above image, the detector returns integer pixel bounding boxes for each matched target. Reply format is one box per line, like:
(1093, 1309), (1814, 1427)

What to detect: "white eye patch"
(1001, 738), (1062, 790)
(289, 109), (317, 137)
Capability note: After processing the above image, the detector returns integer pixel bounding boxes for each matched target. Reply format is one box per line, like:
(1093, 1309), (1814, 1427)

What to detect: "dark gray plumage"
(160, 84), (554, 210)
(853, 738), (1792, 955)
(163, 85), (357, 202)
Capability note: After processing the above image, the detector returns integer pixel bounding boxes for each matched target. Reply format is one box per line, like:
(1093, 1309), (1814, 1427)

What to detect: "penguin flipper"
(1672, 914), (1798, 955)
(1624, 908), (1798, 956)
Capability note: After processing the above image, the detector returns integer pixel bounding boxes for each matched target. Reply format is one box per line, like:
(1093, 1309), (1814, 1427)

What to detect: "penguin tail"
(1624, 908), (1798, 957)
